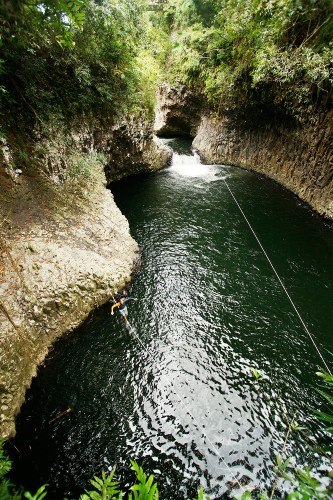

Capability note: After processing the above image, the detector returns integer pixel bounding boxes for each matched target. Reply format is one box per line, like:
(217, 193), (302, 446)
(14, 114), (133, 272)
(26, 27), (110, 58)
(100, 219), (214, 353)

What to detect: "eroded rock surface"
(0, 158), (139, 438)
(0, 116), (171, 438)
(154, 83), (203, 138)
(154, 82), (332, 220)
(193, 112), (333, 220)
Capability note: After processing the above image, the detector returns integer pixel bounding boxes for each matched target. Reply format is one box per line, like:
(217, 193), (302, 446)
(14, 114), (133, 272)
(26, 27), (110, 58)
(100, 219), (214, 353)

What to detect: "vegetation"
(2, 0), (330, 130)
(312, 367), (333, 450)
(0, 443), (208, 499)
(240, 366), (333, 499)
(0, 0), (163, 132)
(0, 0), (332, 498)
(161, 0), (333, 118)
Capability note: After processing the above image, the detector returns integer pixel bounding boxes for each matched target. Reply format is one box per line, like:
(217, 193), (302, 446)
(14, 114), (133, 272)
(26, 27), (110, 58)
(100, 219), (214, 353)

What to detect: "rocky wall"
(154, 83), (203, 138)
(0, 118), (171, 439)
(71, 118), (172, 182)
(193, 112), (333, 220)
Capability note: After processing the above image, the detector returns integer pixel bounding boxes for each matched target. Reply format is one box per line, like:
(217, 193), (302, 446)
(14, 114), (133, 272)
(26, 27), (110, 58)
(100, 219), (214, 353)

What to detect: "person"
(114, 288), (128, 302)
(111, 289), (136, 325)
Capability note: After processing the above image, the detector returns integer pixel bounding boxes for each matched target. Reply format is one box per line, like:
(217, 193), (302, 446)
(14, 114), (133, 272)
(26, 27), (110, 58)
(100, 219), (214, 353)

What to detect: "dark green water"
(11, 139), (333, 499)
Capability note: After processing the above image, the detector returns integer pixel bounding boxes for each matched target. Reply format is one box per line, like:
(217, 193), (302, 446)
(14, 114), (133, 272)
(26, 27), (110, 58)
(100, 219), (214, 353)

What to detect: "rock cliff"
(155, 84), (333, 220)
(193, 111), (333, 220)
(71, 118), (172, 182)
(0, 119), (171, 439)
(154, 83), (203, 138)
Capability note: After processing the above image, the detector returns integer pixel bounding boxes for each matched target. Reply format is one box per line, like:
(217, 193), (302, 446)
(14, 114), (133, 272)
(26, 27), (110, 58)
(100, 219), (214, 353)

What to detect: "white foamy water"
(168, 151), (224, 181)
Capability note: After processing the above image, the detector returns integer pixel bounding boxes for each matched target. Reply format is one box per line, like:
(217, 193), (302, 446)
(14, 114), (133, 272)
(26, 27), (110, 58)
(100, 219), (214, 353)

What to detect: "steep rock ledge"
(0, 118), (170, 439)
(154, 83), (203, 138)
(0, 163), (139, 439)
(71, 118), (172, 182)
(193, 112), (333, 220)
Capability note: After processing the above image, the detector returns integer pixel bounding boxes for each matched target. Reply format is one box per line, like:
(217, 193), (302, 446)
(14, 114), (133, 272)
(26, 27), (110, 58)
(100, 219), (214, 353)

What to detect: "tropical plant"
(80, 467), (121, 500)
(0, 0), (158, 131)
(312, 367), (333, 442)
(161, 0), (333, 117)
(250, 368), (263, 381)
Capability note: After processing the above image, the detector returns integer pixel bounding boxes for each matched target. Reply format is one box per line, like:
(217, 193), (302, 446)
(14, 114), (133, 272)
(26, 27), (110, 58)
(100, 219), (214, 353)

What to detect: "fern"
(128, 460), (158, 500)
(0, 440), (12, 481)
(79, 467), (122, 500)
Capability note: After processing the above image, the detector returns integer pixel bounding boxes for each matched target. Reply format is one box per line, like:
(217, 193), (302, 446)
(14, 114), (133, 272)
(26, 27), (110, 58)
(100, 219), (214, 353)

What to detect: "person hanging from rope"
(111, 289), (137, 326)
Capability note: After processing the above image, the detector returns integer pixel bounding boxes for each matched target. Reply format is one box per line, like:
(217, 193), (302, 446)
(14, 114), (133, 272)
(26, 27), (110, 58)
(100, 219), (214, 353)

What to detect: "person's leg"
(120, 306), (129, 325)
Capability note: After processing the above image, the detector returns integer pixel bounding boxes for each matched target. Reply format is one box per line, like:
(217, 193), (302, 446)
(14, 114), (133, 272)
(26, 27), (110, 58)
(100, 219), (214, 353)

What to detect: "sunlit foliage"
(0, 0), (162, 129)
(163, 0), (333, 116)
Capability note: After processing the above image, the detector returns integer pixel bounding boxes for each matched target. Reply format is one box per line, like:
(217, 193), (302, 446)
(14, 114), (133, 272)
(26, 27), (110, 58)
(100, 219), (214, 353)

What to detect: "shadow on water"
(10, 138), (333, 499)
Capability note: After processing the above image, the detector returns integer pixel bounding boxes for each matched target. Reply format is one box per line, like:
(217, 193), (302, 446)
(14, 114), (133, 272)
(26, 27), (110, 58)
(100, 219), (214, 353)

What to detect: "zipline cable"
(121, 166), (330, 495)
(222, 177), (331, 375)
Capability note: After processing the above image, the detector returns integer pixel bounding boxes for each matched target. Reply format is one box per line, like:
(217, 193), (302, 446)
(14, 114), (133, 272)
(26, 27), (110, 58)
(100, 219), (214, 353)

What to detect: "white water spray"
(169, 151), (225, 181)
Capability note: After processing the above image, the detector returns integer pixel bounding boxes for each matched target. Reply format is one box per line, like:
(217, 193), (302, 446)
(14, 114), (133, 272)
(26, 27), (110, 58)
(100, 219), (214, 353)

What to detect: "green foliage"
(0, 449), (211, 500)
(0, 439), (14, 500)
(250, 368), (263, 381)
(289, 421), (306, 432)
(275, 462), (332, 499)
(239, 490), (268, 500)
(128, 460), (158, 500)
(162, 0), (333, 116)
(0, 439), (50, 499)
(241, 363), (333, 499)
(312, 367), (333, 436)
(0, 440), (11, 482)
(80, 467), (121, 500)
(194, 486), (209, 500)
(23, 485), (48, 500)
(0, 0), (158, 130)
(66, 151), (105, 181)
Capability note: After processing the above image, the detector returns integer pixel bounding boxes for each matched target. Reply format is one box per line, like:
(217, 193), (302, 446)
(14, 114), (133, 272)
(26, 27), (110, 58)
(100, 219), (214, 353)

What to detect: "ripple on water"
(10, 146), (333, 499)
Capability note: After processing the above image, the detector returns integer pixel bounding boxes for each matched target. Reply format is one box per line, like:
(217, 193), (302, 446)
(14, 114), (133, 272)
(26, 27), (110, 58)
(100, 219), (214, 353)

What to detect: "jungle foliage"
(1, 0), (331, 129)
(162, 0), (333, 117)
(0, 0), (162, 131)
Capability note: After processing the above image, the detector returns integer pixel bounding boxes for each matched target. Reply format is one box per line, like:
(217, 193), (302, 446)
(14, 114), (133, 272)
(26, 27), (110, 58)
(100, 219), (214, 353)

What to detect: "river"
(11, 138), (333, 499)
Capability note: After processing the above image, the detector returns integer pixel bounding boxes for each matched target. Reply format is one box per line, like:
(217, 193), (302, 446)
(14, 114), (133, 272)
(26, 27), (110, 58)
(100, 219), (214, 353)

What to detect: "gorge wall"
(193, 112), (333, 220)
(0, 119), (171, 439)
(156, 85), (333, 220)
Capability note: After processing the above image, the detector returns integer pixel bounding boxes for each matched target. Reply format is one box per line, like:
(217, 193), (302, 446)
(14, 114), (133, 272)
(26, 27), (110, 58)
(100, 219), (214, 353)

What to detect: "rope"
(120, 167), (331, 495)
(126, 321), (246, 495)
(222, 178), (331, 375)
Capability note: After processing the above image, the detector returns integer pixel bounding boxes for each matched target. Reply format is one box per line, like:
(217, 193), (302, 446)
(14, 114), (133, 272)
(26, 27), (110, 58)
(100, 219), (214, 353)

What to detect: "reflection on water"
(11, 139), (333, 499)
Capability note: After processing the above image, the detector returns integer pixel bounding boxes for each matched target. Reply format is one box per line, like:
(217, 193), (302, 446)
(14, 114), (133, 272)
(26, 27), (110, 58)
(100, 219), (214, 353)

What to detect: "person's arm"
(111, 301), (121, 315)
(123, 297), (137, 304)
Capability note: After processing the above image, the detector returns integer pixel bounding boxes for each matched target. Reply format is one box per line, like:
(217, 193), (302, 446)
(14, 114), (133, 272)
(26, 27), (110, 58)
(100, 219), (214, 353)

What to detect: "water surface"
(11, 139), (333, 498)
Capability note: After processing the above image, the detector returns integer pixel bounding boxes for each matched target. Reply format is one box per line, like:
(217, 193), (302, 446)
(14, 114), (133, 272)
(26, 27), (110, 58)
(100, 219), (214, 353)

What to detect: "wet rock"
(155, 82), (332, 219)
(0, 154), (139, 438)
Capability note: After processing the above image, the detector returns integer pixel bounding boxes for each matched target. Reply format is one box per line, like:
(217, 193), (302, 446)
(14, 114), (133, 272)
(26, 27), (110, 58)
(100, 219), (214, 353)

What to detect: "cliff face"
(155, 84), (333, 220)
(193, 111), (333, 220)
(0, 118), (170, 439)
(71, 118), (172, 182)
(154, 83), (203, 138)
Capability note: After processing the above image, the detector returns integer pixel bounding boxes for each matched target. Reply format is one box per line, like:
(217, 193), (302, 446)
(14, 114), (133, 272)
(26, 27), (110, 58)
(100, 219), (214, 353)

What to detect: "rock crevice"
(154, 84), (333, 220)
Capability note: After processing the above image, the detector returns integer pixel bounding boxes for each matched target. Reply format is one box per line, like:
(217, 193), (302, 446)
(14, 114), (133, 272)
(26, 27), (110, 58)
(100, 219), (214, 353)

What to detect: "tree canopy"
(0, 0), (331, 132)
(0, 0), (160, 130)
(162, 0), (333, 117)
